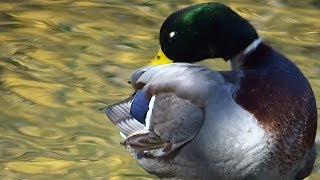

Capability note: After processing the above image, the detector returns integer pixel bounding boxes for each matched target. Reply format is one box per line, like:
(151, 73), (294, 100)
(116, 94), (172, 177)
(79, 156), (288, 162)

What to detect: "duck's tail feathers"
(104, 96), (145, 137)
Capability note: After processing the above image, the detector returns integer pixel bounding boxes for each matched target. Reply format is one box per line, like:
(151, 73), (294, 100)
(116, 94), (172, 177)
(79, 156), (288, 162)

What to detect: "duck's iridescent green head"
(159, 2), (258, 62)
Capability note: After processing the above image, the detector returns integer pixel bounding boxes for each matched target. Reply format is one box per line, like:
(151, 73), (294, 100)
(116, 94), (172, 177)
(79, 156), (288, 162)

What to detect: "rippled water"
(0, 0), (319, 179)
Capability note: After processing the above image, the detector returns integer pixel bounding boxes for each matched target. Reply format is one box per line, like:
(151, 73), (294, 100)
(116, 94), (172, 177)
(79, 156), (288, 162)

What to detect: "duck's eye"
(169, 31), (176, 38)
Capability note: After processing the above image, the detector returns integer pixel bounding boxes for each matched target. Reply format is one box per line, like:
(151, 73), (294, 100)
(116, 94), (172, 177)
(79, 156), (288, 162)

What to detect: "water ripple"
(0, 0), (319, 179)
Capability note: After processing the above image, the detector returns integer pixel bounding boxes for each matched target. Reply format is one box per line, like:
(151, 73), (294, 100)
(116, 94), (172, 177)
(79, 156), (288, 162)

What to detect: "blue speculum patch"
(130, 90), (149, 124)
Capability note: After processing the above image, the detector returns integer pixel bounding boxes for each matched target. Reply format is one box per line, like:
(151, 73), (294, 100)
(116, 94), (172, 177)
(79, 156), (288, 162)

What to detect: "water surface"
(0, 0), (319, 179)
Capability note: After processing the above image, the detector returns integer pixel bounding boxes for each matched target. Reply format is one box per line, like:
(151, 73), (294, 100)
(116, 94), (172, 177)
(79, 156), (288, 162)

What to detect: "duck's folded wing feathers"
(120, 63), (225, 156)
(104, 95), (145, 137)
(131, 63), (225, 107)
(123, 92), (204, 156)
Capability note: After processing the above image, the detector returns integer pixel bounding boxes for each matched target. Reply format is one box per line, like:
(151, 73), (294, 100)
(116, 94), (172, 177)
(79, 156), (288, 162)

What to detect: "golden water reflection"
(0, 0), (319, 179)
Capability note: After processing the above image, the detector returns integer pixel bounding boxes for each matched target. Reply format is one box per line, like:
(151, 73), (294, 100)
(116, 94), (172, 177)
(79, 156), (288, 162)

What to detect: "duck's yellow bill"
(148, 48), (173, 66)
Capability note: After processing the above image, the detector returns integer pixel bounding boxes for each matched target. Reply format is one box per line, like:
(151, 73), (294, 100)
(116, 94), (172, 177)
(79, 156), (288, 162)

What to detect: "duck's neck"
(230, 38), (263, 71)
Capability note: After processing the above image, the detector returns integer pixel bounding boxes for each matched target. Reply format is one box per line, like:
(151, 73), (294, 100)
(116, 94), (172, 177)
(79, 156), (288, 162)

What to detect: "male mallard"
(104, 2), (317, 179)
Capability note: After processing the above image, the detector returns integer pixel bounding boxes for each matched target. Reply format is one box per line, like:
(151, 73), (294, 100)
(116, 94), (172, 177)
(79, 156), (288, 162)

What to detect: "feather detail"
(105, 95), (146, 138)
(130, 90), (150, 124)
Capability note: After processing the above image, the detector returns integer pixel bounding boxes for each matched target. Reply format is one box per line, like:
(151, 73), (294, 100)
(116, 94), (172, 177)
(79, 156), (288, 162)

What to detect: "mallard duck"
(104, 2), (317, 179)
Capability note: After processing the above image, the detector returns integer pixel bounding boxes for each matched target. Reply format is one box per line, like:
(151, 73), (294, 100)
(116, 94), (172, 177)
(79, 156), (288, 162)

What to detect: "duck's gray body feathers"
(106, 63), (316, 179)
(129, 64), (265, 179)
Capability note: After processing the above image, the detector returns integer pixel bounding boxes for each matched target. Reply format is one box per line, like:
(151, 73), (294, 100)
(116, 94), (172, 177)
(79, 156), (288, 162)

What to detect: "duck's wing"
(122, 63), (226, 156)
(103, 93), (146, 138)
(122, 92), (204, 156)
(131, 63), (226, 107)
